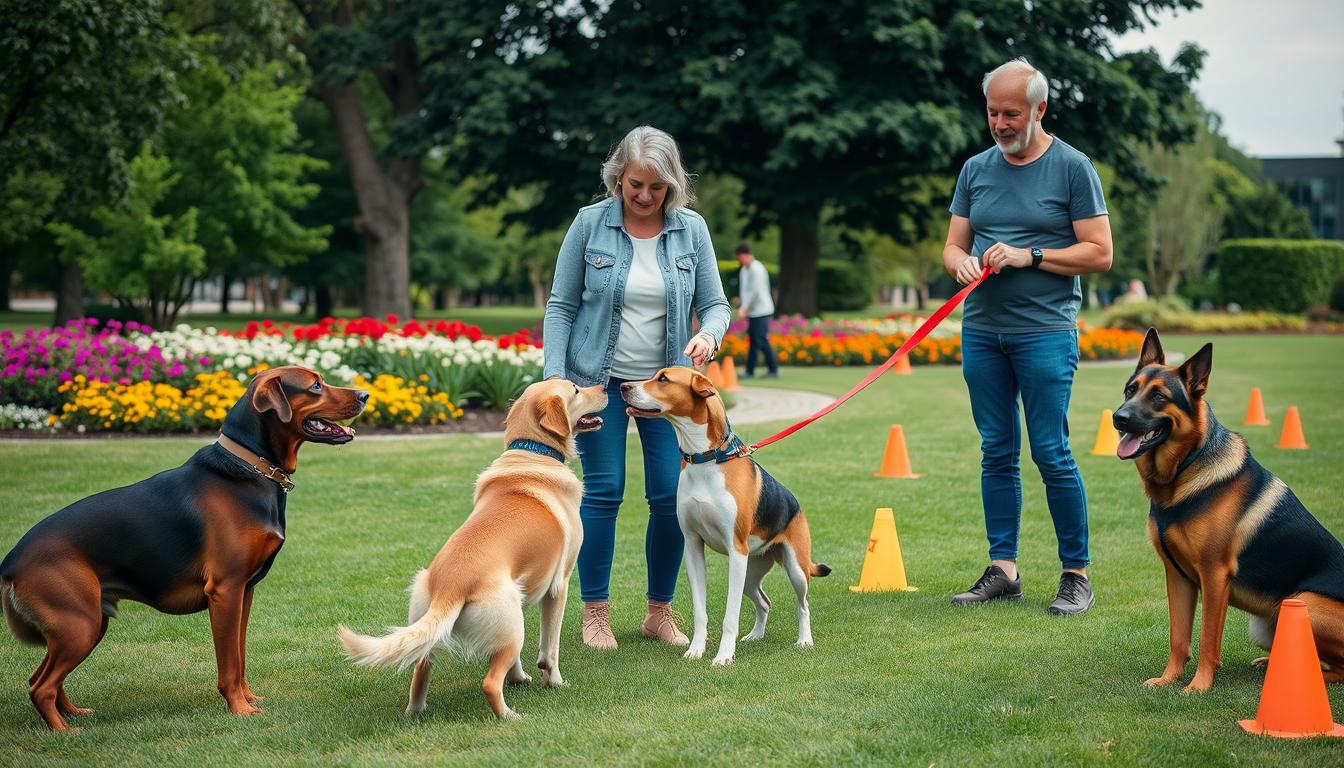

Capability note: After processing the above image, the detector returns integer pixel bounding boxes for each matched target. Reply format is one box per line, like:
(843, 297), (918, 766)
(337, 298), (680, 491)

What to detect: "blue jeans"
(574, 377), (684, 603)
(960, 328), (1090, 569)
(746, 315), (779, 375)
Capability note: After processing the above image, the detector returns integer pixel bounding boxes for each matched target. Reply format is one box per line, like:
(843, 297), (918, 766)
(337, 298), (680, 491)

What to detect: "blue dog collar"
(683, 432), (747, 465)
(507, 439), (566, 463)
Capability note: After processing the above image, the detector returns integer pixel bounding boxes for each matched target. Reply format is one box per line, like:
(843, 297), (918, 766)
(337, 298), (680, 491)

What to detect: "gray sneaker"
(951, 565), (1023, 605)
(1047, 572), (1095, 616)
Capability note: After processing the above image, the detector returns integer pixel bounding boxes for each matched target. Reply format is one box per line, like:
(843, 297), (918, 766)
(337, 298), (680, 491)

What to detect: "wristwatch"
(1030, 247), (1044, 268)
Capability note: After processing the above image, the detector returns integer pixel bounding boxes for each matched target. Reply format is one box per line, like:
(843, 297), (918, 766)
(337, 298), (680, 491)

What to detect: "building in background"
(1261, 136), (1344, 241)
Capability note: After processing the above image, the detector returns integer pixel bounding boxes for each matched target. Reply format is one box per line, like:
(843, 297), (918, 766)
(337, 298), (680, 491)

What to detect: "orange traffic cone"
(706, 360), (725, 389)
(721, 356), (741, 392)
(1238, 599), (1344, 738)
(1244, 387), (1270, 426)
(874, 425), (920, 479)
(1089, 409), (1120, 456)
(849, 508), (918, 592)
(1276, 407), (1308, 450)
(889, 354), (912, 376)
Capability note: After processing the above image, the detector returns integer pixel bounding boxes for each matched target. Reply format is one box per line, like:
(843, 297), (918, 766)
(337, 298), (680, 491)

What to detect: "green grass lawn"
(3, 334), (1343, 765)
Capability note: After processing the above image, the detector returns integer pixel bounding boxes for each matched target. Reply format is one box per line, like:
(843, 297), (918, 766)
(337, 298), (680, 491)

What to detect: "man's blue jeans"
(960, 328), (1090, 569)
(574, 377), (684, 603)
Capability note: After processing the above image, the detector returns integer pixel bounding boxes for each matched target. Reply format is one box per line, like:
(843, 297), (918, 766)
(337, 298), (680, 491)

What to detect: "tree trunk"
(0, 248), (13, 312)
(314, 284), (333, 319)
(530, 263), (548, 307)
(53, 256), (84, 326)
(220, 274), (232, 314)
(317, 83), (419, 321)
(776, 202), (821, 317)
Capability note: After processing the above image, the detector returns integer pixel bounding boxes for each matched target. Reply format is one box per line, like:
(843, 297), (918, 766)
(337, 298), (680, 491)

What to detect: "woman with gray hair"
(543, 125), (731, 650)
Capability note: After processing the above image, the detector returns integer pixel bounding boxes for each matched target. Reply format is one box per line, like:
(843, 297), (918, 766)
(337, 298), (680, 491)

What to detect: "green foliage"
(444, 0), (1204, 313)
(817, 259), (873, 311)
(0, 0), (189, 211)
(0, 171), (62, 246)
(47, 144), (206, 327)
(1211, 167), (1314, 240)
(161, 49), (330, 275)
(1217, 239), (1344, 313)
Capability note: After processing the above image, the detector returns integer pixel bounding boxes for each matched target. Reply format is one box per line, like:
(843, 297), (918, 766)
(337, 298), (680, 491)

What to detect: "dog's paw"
(1142, 676), (1175, 688)
(542, 671), (566, 687)
(684, 643), (705, 660)
(507, 671), (533, 685)
(499, 708), (524, 722)
(742, 630), (765, 642)
(795, 637), (814, 649)
(711, 653), (735, 667)
(1250, 656), (1269, 669)
(1182, 679), (1213, 694)
(405, 702), (428, 716)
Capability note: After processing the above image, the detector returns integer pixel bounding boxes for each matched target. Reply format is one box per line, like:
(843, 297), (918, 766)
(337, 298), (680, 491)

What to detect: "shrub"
(1217, 239), (1344, 312)
(1099, 296), (1191, 330)
(817, 260), (873, 311)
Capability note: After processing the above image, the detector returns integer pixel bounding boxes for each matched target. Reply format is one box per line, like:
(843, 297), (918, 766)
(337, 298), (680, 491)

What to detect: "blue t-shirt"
(949, 137), (1107, 333)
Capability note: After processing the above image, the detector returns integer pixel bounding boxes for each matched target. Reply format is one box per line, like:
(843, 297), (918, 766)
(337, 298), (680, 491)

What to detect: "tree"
(287, 1), (526, 318)
(1142, 126), (1223, 298)
(0, 0), (188, 324)
(162, 48), (330, 310)
(48, 144), (207, 328)
(446, 0), (1204, 316)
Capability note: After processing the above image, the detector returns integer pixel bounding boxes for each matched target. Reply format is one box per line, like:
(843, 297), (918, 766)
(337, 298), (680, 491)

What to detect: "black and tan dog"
(1, 366), (366, 730)
(1114, 328), (1344, 693)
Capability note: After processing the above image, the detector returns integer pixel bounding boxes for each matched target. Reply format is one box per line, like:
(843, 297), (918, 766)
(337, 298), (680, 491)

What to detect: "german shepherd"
(1113, 328), (1344, 693)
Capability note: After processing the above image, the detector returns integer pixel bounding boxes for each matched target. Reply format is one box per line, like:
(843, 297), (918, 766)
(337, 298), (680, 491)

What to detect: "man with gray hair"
(942, 57), (1113, 616)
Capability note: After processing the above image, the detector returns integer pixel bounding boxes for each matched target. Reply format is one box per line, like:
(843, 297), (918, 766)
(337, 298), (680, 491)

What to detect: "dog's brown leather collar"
(217, 433), (295, 493)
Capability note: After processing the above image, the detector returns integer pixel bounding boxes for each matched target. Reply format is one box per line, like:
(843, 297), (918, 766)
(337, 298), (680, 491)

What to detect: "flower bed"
(2, 317), (542, 434)
(719, 315), (1141, 366)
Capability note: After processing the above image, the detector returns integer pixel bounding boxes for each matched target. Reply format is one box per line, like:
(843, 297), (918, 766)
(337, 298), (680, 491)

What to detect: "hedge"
(1217, 239), (1344, 312)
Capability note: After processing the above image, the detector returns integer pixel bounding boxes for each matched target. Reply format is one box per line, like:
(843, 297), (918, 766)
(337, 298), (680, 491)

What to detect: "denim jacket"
(543, 197), (732, 385)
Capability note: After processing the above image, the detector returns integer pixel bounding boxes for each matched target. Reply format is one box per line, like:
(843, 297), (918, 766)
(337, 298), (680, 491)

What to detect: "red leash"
(745, 268), (991, 453)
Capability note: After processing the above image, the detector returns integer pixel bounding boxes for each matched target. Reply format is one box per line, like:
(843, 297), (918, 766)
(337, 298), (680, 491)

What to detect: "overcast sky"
(1114, 0), (1344, 158)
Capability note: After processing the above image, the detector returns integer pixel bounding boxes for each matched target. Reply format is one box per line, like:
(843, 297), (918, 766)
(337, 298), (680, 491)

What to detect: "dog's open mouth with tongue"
(304, 418), (357, 445)
(1116, 424), (1168, 460)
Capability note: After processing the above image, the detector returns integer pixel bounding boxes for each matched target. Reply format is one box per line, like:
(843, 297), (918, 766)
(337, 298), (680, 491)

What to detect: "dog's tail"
(338, 571), (462, 672)
(810, 562), (832, 578)
(1, 580), (46, 646)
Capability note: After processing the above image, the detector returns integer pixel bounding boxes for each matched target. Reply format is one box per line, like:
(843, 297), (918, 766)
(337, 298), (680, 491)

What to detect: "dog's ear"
(537, 395), (570, 441)
(1178, 343), (1213, 400)
(1137, 327), (1164, 370)
(251, 371), (293, 423)
(690, 372), (717, 399)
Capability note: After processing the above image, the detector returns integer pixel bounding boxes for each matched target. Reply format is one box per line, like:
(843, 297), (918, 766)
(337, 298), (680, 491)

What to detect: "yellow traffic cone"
(1090, 409), (1120, 456)
(850, 508), (917, 592)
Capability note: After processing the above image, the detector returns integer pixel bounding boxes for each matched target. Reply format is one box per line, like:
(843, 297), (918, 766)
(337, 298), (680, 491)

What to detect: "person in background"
(735, 242), (779, 378)
(543, 125), (732, 649)
(941, 57), (1113, 616)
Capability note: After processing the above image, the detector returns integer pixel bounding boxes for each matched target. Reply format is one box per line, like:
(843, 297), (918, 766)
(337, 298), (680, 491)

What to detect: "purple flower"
(58, 371), (73, 383)
(199, 356), (211, 365)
